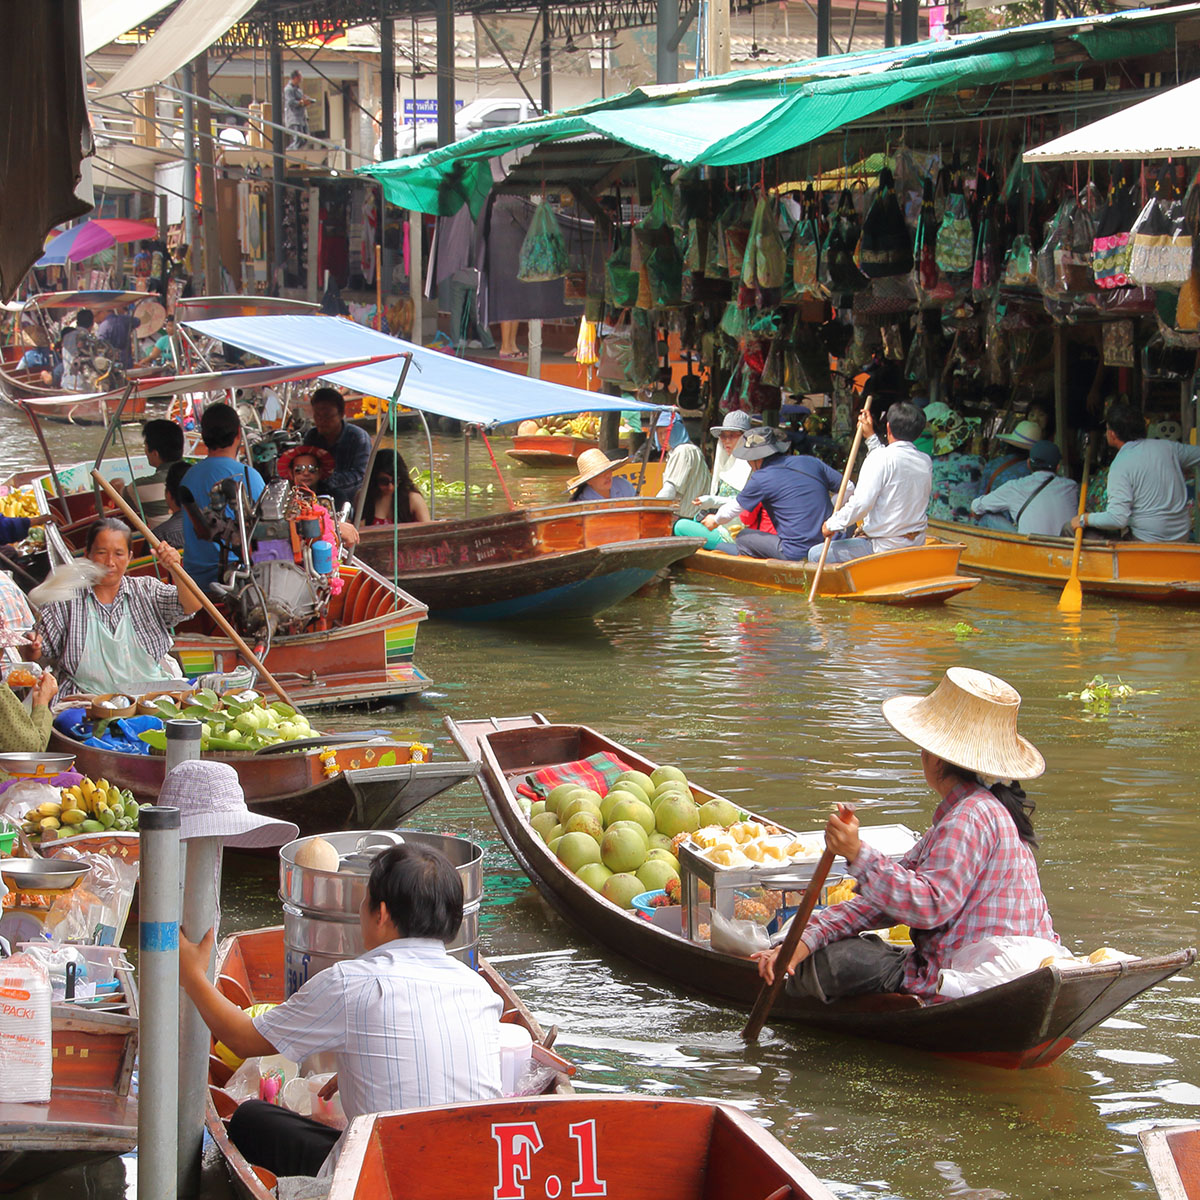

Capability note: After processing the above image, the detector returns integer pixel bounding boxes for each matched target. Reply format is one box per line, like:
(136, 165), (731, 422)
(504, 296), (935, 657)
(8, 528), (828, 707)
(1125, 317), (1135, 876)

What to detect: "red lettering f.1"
(493, 1122), (543, 1200)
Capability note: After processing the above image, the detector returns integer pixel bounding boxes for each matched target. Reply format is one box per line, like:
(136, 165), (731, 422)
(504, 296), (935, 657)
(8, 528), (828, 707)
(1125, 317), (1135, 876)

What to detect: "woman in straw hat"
(755, 668), (1058, 1001)
(567, 448), (635, 502)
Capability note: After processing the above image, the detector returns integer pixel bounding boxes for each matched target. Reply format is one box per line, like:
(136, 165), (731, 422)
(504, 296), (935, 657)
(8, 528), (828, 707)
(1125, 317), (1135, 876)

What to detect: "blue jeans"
(807, 536), (874, 563)
(975, 513), (1017, 531)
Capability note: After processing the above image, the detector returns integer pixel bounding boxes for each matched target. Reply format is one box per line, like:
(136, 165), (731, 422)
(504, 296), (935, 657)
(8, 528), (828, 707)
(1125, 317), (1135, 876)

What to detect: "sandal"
(499, 350), (526, 359)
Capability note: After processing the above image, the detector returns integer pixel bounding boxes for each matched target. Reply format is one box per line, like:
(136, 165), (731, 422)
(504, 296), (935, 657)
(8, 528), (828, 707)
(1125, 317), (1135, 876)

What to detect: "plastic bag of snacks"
(517, 201), (568, 282)
(0, 953), (52, 1102)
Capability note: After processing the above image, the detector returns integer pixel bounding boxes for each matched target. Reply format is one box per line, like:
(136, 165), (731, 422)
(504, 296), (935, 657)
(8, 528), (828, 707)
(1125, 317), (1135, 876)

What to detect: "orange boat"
(683, 541), (980, 604)
(1140, 1122), (1200, 1199)
(505, 434), (600, 467)
(928, 518), (1200, 603)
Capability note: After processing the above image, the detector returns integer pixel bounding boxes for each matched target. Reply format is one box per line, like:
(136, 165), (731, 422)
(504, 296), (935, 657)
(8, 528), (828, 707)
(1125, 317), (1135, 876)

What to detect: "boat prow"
(1140, 1121), (1200, 1199)
(505, 434), (600, 467)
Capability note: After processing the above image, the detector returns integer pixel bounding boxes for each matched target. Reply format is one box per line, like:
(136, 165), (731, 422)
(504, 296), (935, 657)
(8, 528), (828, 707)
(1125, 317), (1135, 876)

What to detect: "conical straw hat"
(566, 447), (628, 492)
(881, 667), (1045, 781)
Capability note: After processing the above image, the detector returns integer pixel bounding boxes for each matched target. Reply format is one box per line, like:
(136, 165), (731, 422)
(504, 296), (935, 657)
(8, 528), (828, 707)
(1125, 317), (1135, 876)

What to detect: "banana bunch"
(0, 489), (40, 519)
(20, 776), (141, 843)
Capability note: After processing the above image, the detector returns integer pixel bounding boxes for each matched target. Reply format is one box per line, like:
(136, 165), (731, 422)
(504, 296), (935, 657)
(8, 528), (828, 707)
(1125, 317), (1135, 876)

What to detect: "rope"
(479, 428), (516, 510)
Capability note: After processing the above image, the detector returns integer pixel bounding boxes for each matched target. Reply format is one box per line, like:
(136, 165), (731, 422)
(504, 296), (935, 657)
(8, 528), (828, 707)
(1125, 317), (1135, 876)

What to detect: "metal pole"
(181, 64), (197, 254)
(655, 0), (679, 84)
(167, 722), (208, 1198)
(380, 13), (396, 299)
(436, 0), (455, 147)
(540, 5), (552, 112)
(138, 806), (181, 1200)
(817, 0), (832, 57)
(410, 209), (424, 344)
(885, 0), (896, 47)
(464, 427), (471, 518)
(270, 24), (286, 288)
(1042, 0), (1056, 19)
(900, 0), (919, 44)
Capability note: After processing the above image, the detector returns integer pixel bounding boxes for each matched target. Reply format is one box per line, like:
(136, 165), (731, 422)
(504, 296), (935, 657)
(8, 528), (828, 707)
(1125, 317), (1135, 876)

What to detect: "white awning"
(94, 0), (256, 98)
(1024, 78), (1200, 163)
(82, 0), (171, 56)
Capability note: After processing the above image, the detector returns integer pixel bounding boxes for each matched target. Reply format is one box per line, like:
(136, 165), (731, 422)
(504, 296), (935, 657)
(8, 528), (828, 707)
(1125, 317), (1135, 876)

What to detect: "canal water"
(5, 412), (1199, 1200)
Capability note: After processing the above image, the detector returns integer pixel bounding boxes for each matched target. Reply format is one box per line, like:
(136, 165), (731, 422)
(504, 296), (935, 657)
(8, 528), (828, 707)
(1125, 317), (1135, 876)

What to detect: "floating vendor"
(34, 518), (202, 694)
(303, 387), (372, 511)
(969, 441), (1079, 536)
(0, 620), (58, 754)
(980, 417), (1045, 493)
(567, 448), (635, 502)
(363, 453), (431, 525)
(754, 668), (1057, 1002)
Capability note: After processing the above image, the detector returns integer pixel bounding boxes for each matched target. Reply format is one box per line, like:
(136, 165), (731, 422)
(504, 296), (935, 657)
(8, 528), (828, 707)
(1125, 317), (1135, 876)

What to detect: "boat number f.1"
(493, 1118), (608, 1199)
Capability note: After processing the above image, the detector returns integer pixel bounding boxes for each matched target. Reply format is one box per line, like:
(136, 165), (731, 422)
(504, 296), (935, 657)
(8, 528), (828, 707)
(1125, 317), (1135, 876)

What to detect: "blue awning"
(184, 315), (663, 427)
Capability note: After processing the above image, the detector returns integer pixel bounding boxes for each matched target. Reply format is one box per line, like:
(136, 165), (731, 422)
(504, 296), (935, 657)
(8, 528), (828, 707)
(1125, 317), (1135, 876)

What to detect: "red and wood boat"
(447, 713), (1195, 1069)
(329, 1094), (838, 1200)
(683, 541), (980, 604)
(355, 498), (702, 620)
(1141, 1122), (1200, 1199)
(207, 926), (573, 1200)
(928, 518), (1200, 603)
(0, 1006), (138, 1191)
(505, 433), (600, 467)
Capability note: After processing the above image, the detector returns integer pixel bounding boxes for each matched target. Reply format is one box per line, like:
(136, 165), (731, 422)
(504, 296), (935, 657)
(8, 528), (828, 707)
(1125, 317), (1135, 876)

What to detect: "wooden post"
(704, 0), (731, 76)
(409, 210), (423, 343)
(193, 53), (221, 297)
(1053, 327), (1069, 475)
(306, 186), (320, 302)
(527, 319), (543, 379)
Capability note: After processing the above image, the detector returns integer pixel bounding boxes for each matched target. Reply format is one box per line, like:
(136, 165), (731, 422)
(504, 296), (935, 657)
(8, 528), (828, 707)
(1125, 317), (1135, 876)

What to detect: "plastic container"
(310, 540), (334, 574)
(0, 823), (16, 855)
(497, 1021), (533, 1095)
(631, 889), (667, 918)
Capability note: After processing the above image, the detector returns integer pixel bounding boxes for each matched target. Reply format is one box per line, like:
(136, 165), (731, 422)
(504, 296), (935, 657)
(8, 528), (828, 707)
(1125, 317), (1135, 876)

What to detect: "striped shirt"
(255, 937), (503, 1134)
(37, 576), (187, 690)
(802, 783), (1057, 996)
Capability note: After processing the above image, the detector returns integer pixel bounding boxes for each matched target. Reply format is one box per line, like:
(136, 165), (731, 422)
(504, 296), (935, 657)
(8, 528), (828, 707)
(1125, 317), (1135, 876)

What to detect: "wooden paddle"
(741, 809), (846, 1044)
(1057, 440), (1093, 614)
(808, 420), (865, 603)
(91, 471), (300, 709)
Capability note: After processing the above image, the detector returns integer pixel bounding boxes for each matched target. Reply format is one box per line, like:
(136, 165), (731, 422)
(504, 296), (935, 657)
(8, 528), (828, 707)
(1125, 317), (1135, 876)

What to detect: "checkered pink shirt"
(802, 782), (1057, 996)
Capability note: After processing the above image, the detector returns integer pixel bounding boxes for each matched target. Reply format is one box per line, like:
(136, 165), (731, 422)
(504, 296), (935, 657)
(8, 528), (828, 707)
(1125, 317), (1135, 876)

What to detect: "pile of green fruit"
(20, 776), (140, 843)
(137, 690), (320, 754)
(527, 766), (745, 911)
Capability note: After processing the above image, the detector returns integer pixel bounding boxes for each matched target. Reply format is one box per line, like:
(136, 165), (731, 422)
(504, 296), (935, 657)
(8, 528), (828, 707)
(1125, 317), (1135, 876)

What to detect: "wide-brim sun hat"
(566, 447), (628, 492)
(926, 407), (971, 456)
(710, 410), (760, 437)
(161, 760), (299, 848)
(881, 667), (1045, 781)
(998, 420), (1044, 450)
(277, 445), (335, 481)
(732, 427), (789, 461)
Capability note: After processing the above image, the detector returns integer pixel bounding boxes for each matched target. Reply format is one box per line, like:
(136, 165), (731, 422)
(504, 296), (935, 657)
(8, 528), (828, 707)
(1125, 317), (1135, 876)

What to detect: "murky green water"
(6, 411), (1199, 1200)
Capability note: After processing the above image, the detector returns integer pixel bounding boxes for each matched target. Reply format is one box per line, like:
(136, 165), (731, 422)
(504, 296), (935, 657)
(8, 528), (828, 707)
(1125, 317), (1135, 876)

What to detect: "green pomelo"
(548, 835), (564, 854)
(560, 795), (603, 824)
(646, 848), (680, 871)
(601, 789), (642, 825)
(651, 765), (688, 787)
(606, 820), (649, 849)
(615, 770), (654, 796)
(601, 826), (647, 874)
(648, 832), (675, 853)
(699, 798), (740, 829)
(531, 811), (559, 839)
(576, 862), (613, 893)
(608, 797), (655, 836)
(637, 859), (680, 893)
(557, 831), (602, 872)
(545, 783), (583, 815)
(655, 795), (700, 838)
(569, 788), (603, 809)
(602, 872), (645, 910)
(530, 801), (547, 819)
(651, 784), (691, 813)
(610, 778), (650, 805)
(563, 811), (603, 841)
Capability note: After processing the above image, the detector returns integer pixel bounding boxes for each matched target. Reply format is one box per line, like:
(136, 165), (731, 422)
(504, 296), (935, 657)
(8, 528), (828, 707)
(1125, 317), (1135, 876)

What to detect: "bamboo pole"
(807, 421), (865, 603)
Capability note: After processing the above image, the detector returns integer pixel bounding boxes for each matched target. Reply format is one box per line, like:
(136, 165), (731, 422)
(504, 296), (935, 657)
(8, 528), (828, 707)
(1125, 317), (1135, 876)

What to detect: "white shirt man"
(809, 402), (932, 563)
(970, 441), (1079, 537)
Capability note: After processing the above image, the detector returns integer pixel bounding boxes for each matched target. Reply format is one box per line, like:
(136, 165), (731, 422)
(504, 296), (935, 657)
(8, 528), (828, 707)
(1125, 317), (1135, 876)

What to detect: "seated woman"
(0, 622), (58, 753)
(34, 518), (203, 695)
(362, 453), (431, 525)
(276, 448), (361, 595)
(566, 448), (635, 502)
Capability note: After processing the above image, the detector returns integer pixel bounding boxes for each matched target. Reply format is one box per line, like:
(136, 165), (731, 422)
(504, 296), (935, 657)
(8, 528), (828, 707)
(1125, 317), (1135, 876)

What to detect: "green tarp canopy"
(358, 7), (1183, 216)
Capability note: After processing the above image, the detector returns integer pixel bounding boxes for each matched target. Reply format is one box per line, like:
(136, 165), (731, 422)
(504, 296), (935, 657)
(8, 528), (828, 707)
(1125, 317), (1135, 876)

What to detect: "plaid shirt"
(803, 782), (1057, 996)
(37, 576), (187, 690)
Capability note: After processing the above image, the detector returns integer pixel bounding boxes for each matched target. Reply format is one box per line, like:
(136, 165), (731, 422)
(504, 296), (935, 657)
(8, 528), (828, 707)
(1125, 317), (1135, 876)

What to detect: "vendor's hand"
(179, 927), (215, 982)
(31, 670), (57, 708)
(317, 1074), (339, 1101)
(22, 633), (42, 662)
(701, 514), (719, 531)
(825, 803), (860, 864)
(1069, 515), (1084, 532)
(153, 541), (184, 572)
(857, 407), (875, 440)
(752, 939), (811, 986)
(337, 521), (359, 548)
(821, 520), (833, 539)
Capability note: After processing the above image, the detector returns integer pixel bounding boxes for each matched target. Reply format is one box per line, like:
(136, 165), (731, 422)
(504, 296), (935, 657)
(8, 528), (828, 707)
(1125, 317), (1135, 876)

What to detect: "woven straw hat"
(881, 667), (1045, 780)
(566, 447), (628, 492)
(998, 420), (1044, 450)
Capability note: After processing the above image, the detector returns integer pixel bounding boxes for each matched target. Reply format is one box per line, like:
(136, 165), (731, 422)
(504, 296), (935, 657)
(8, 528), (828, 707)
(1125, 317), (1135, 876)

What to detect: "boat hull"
(928, 518), (1200, 602)
(684, 541), (979, 604)
(505, 434), (599, 467)
(448, 714), (1195, 1068)
(1140, 1121), (1200, 1200)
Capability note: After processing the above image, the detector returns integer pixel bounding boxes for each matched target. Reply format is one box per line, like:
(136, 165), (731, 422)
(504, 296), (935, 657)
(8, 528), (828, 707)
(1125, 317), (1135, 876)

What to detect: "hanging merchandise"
(719, 300), (752, 341)
(859, 167), (914, 278)
(605, 227), (639, 308)
(1037, 194), (1096, 297)
(1127, 196), (1193, 288)
(630, 309), (659, 384)
(1101, 321), (1135, 369)
(635, 183), (683, 307)
(934, 192), (974, 275)
(563, 270), (587, 306)
(1001, 234), (1037, 289)
(904, 318), (932, 390)
(723, 197), (754, 279)
(1092, 182), (1139, 290)
(706, 202), (732, 280)
(760, 330), (784, 388)
(518, 200), (569, 282)
(914, 178), (939, 293)
(683, 219), (706, 273)
(742, 196), (788, 292)
(1176, 270), (1200, 331)
(822, 189), (868, 294)
(972, 182), (998, 295)
(576, 318), (599, 366)
(597, 312), (634, 384)
(791, 320), (834, 394)
(791, 186), (822, 296)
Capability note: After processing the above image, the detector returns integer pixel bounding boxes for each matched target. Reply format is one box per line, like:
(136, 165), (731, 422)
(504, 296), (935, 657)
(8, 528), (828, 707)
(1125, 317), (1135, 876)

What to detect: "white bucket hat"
(881, 667), (1045, 781)
(998, 420), (1044, 450)
(709, 410), (760, 437)
(161, 760), (299, 848)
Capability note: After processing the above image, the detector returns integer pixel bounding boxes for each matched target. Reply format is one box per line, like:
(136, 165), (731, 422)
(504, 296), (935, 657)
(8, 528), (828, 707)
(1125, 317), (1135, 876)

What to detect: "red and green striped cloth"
(517, 751), (632, 802)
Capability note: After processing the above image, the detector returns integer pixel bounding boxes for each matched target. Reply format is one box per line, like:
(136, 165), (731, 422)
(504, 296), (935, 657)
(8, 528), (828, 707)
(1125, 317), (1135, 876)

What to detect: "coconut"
(293, 836), (339, 872)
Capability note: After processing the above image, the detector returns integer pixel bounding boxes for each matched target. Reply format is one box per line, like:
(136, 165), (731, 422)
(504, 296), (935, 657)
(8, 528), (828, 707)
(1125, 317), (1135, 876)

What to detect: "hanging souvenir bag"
(635, 183), (684, 307)
(1128, 196), (1193, 287)
(683, 219), (706, 273)
(517, 200), (568, 282)
(1174, 270), (1200, 331)
(604, 227), (639, 308)
(723, 197), (754, 279)
(791, 188), (821, 295)
(629, 309), (658, 385)
(914, 178), (939, 292)
(934, 192), (974, 274)
(822, 189), (868, 293)
(1037, 197), (1092, 297)
(743, 196), (788, 291)
(1092, 183), (1138, 289)
(597, 311), (634, 384)
(972, 188), (998, 294)
(858, 167), (914, 278)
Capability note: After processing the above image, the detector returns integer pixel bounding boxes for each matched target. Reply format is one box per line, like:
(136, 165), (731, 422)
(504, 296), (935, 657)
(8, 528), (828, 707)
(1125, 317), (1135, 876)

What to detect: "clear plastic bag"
(517, 201), (568, 282)
(41, 848), (138, 946)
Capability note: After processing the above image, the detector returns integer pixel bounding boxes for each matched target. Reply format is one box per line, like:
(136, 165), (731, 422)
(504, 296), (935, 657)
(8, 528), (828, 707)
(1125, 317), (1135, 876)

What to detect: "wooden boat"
(447, 713), (1196, 1069)
(46, 726), (477, 834)
(683, 541), (980, 604)
(355, 498), (703, 620)
(329, 1094), (838, 1200)
(505, 433), (600, 467)
(207, 926), (573, 1200)
(928, 518), (1200, 603)
(0, 1006), (138, 1190)
(1140, 1122), (1200, 1199)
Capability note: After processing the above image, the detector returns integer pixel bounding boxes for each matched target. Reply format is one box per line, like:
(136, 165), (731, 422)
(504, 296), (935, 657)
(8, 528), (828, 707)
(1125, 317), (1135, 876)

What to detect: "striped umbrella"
(36, 219), (160, 266)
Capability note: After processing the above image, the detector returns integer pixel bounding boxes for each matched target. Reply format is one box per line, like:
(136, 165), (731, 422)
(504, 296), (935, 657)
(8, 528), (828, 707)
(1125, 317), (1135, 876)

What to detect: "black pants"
(784, 935), (909, 1003)
(228, 1099), (341, 1179)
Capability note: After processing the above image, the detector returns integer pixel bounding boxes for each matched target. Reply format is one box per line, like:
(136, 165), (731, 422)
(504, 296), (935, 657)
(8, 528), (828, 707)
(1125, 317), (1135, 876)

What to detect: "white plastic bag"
(937, 936), (1071, 999)
(0, 952), (52, 1102)
(709, 908), (770, 957)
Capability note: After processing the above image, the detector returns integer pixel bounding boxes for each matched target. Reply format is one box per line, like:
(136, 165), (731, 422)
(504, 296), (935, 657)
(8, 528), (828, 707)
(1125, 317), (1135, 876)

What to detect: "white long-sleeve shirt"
(969, 470), (1080, 536)
(1087, 439), (1200, 542)
(827, 435), (932, 548)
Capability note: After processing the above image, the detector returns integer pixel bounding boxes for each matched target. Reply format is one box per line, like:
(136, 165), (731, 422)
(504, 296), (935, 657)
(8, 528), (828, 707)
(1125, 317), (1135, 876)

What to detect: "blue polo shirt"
(735, 453), (843, 560)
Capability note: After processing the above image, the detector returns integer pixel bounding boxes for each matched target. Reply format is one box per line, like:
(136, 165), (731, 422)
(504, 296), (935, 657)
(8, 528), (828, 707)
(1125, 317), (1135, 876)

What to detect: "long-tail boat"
(447, 713), (1195, 1069)
(207, 926), (574, 1200)
(927, 518), (1200, 603)
(1140, 1123), (1200, 1199)
(328, 1095), (838, 1200)
(683, 541), (979, 604)
(505, 433), (600, 467)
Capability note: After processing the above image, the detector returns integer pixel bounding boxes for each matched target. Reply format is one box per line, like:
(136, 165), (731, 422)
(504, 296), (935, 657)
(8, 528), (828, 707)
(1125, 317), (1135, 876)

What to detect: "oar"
(1057, 440), (1093, 614)
(807, 420), (865, 603)
(91, 470), (300, 710)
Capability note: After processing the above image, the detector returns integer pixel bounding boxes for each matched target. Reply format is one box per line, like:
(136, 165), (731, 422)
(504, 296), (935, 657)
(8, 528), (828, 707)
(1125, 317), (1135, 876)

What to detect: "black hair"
(199, 402), (241, 450)
(1104, 400), (1146, 446)
(76, 308), (95, 329)
(143, 418), (184, 463)
(367, 843), (463, 942)
(885, 401), (926, 443)
(938, 759), (1038, 848)
(86, 517), (133, 554)
(164, 459), (190, 504)
(311, 386), (345, 416)
(365, 453), (421, 523)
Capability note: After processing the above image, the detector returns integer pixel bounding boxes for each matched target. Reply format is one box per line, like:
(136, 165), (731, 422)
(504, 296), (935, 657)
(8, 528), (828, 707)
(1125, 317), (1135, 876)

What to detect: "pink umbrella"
(36, 219), (160, 266)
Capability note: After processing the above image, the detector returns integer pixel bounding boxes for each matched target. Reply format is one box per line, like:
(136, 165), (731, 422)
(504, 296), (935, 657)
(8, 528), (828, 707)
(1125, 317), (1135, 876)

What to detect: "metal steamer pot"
(279, 829), (483, 997)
